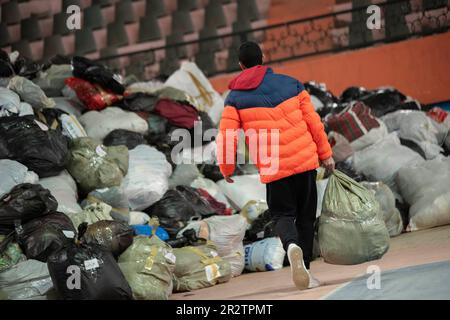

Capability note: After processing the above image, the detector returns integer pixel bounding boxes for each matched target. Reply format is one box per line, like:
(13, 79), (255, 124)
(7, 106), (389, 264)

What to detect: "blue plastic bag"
(131, 225), (169, 241)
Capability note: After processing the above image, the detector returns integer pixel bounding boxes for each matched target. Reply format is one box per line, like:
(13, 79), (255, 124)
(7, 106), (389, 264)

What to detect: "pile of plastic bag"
(1, 46), (449, 300)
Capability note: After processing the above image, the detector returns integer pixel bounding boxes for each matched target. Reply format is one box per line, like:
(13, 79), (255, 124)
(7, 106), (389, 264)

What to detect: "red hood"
(228, 65), (269, 90)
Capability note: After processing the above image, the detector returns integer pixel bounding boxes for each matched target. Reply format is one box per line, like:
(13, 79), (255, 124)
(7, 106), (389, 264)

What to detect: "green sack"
(173, 242), (231, 292)
(67, 137), (129, 194)
(319, 170), (390, 265)
(118, 235), (175, 300)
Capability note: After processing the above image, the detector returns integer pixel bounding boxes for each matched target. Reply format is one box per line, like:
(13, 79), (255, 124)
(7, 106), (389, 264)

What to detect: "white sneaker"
(308, 273), (321, 289)
(287, 244), (310, 290)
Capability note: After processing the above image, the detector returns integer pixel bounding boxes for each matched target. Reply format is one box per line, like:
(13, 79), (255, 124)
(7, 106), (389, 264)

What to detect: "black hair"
(238, 41), (263, 68)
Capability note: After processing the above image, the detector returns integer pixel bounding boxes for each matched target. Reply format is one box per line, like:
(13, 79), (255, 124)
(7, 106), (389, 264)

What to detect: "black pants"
(266, 170), (317, 270)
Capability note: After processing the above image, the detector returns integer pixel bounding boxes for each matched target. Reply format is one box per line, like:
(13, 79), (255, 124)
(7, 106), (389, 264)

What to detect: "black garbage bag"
(13, 56), (41, 80)
(79, 220), (134, 258)
(245, 210), (276, 242)
(0, 183), (58, 234)
(198, 164), (223, 182)
(360, 88), (407, 117)
(47, 241), (133, 300)
(147, 113), (169, 145)
(35, 108), (68, 133)
(188, 111), (216, 148)
(103, 129), (146, 150)
(16, 211), (76, 262)
(335, 161), (367, 182)
(340, 86), (368, 103)
(146, 186), (217, 238)
(72, 56), (125, 95)
(42, 55), (72, 71)
(0, 50), (14, 78)
(0, 116), (69, 177)
(120, 92), (157, 112)
(304, 81), (339, 118)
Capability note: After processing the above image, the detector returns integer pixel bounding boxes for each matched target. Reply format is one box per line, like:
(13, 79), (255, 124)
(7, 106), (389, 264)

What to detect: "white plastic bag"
(382, 110), (447, 159)
(168, 164), (201, 188)
(33, 64), (72, 97)
(396, 156), (450, 231)
(79, 107), (149, 142)
(53, 97), (85, 117)
(203, 215), (247, 277)
(165, 61), (224, 124)
(121, 145), (172, 210)
(0, 160), (39, 197)
(352, 133), (424, 196)
(217, 175), (266, 210)
(244, 237), (286, 272)
(39, 170), (82, 215)
(0, 259), (53, 300)
(0, 88), (34, 117)
(7, 76), (55, 109)
(316, 178), (329, 218)
(178, 215), (247, 277)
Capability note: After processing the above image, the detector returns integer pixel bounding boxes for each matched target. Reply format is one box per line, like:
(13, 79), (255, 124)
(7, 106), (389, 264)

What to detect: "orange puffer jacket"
(217, 65), (332, 183)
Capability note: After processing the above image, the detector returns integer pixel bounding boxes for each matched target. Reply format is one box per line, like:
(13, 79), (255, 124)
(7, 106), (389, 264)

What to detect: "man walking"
(217, 41), (335, 289)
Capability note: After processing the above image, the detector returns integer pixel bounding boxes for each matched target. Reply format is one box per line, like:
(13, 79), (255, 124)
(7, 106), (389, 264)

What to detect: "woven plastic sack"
(79, 107), (148, 141)
(0, 160), (38, 198)
(67, 137), (129, 194)
(244, 237), (285, 272)
(396, 156), (450, 231)
(164, 61), (224, 124)
(121, 145), (172, 210)
(173, 242), (231, 292)
(318, 171), (390, 265)
(361, 182), (403, 237)
(118, 235), (176, 300)
(7, 76), (55, 109)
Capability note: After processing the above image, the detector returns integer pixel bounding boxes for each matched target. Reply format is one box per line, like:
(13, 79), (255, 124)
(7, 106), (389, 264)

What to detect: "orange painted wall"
(210, 32), (450, 104)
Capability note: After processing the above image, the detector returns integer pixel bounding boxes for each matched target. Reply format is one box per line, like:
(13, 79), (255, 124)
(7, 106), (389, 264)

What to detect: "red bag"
(326, 102), (381, 142)
(197, 188), (232, 216)
(427, 107), (448, 124)
(154, 98), (199, 129)
(65, 77), (121, 110)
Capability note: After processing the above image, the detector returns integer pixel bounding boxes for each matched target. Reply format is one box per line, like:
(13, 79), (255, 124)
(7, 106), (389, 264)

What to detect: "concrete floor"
(171, 225), (450, 300)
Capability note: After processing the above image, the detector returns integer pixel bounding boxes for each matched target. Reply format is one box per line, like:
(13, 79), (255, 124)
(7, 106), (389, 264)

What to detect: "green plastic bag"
(0, 239), (26, 272)
(118, 235), (175, 300)
(319, 171), (390, 265)
(67, 137), (129, 194)
(173, 242), (231, 292)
